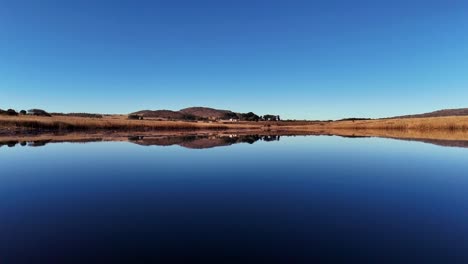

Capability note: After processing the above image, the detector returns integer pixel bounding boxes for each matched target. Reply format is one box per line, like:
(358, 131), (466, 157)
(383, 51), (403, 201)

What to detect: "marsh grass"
(315, 116), (468, 131)
(2, 115), (468, 135)
(0, 115), (238, 132)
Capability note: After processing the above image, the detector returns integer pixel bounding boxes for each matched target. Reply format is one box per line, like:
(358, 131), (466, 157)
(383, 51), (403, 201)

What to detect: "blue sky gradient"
(1, 0), (468, 119)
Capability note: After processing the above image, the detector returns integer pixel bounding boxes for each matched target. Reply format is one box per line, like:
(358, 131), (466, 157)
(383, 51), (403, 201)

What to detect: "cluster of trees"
(128, 114), (144, 120)
(1, 108), (103, 118)
(239, 112), (260, 121)
(0, 109), (22, 116)
(227, 112), (281, 122)
(222, 112), (239, 120)
(0, 108), (52, 117)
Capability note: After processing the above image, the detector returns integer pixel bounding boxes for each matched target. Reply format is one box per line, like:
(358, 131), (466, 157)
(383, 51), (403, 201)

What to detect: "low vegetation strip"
(325, 116), (468, 131)
(2, 114), (468, 136)
(50, 112), (104, 118)
(272, 116), (468, 133)
(0, 115), (240, 134)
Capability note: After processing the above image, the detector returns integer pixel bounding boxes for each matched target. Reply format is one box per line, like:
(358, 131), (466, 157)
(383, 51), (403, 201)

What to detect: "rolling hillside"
(131, 110), (189, 119)
(179, 107), (234, 119)
(131, 107), (236, 120)
(392, 108), (468, 119)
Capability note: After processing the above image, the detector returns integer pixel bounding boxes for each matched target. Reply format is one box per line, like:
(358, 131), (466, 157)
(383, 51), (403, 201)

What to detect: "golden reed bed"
(273, 116), (468, 131)
(0, 115), (258, 133)
(2, 115), (468, 136)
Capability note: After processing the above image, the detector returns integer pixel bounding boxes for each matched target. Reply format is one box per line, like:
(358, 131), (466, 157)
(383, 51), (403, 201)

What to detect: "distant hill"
(179, 107), (234, 119)
(392, 108), (468, 119)
(131, 109), (193, 120)
(131, 107), (281, 121)
(131, 107), (239, 120)
(128, 135), (273, 149)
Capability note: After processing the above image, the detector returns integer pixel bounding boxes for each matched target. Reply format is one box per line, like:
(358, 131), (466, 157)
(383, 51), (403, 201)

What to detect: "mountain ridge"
(130, 106), (268, 121)
(391, 108), (468, 119)
(179, 107), (234, 119)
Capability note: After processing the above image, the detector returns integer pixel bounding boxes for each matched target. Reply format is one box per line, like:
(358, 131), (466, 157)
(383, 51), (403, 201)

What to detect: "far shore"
(2, 115), (468, 149)
(2, 114), (468, 135)
(2, 127), (468, 149)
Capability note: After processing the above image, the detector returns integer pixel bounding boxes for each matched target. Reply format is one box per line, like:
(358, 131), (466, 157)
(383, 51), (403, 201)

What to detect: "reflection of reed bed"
(0, 132), (282, 149)
(320, 129), (468, 148)
(2, 129), (468, 149)
(324, 129), (468, 141)
(0, 130), (295, 144)
(0, 138), (104, 148)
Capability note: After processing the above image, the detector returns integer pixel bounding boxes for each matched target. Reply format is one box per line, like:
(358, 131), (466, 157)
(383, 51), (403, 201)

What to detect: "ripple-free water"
(2, 135), (468, 263)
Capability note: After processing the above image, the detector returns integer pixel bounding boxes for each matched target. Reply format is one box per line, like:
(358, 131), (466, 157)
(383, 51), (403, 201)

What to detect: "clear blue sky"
(1, 0), (468, 120)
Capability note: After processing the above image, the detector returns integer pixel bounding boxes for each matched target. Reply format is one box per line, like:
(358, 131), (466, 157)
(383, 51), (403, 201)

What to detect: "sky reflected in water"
(1, 136), (468, 263)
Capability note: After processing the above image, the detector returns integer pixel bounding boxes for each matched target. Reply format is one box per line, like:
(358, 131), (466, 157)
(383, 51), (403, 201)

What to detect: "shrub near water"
(0, 109), (19, 116)
(6, 109), (18, 116)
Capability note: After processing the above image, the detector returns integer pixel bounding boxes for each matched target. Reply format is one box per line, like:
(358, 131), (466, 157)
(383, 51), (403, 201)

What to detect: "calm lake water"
(2, 135), (468, 263)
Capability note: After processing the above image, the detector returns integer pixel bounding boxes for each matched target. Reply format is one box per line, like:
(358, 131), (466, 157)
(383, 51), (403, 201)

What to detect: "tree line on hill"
(1, 106), (280, 122)
(222, 112), (280, 121)
(0, 108), (103, 118)
(129, 107), (281, 122)
(129, 111), (280, 121)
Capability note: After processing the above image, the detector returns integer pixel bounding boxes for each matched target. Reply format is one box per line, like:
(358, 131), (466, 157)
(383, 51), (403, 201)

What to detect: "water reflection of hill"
(2, 130), (468, 149)
(0, 134), (281, 149)
(128, 135), (280, 149)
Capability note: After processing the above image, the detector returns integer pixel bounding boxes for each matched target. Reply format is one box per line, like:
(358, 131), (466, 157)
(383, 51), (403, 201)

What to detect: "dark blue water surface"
(2, 136), (468, 263)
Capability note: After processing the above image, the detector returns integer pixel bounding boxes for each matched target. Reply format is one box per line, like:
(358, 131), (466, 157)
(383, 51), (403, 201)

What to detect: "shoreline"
(2, 114), (468, 138)
(2, 126), (468, 149)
